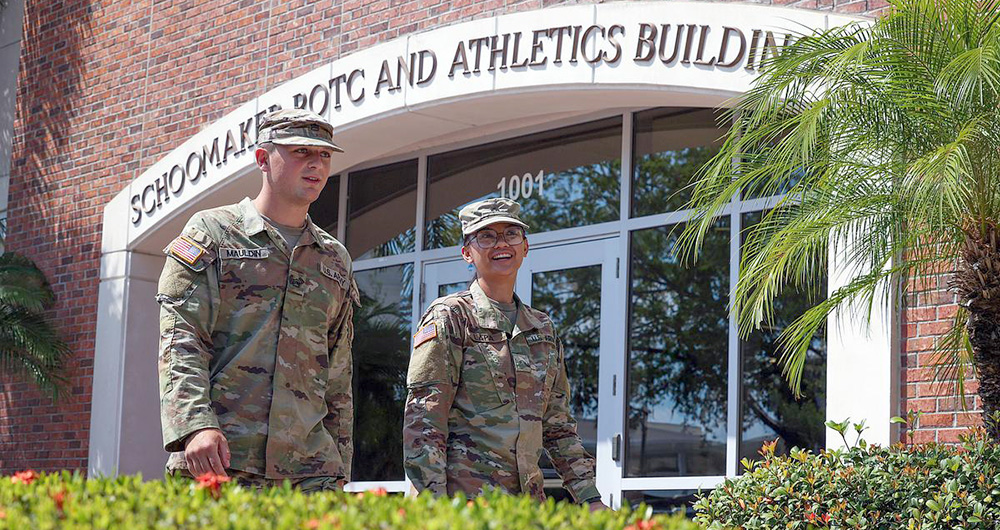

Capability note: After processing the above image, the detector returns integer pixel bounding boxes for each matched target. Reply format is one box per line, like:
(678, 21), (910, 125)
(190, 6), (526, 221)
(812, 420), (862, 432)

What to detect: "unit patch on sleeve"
(221, 247), (271, 260)
(169, 236), (206, 266)
(413, 323), (438, 347)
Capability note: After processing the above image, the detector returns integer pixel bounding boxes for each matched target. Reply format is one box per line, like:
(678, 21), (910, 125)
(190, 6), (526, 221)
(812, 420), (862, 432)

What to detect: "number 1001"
(497, 170), (545, 200)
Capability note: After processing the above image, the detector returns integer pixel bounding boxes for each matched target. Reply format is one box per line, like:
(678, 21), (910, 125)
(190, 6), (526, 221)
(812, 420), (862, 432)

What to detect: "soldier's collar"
(300, 215), (334, 250)
(240, 197), (267, 236)
(470, 281), (506, 332)
(515, 301), (546, 332)
(240, 198), (331, 249)
(470, 281), (544, 334)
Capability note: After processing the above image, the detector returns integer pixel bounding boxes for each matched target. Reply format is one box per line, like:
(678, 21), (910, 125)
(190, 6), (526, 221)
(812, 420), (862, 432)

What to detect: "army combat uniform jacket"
(402, 281), (600, 502)
(157, 198), (358, 480)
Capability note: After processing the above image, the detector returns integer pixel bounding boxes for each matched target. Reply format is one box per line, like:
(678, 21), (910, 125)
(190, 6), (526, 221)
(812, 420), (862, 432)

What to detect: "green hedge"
(693, 430), (1000, 529)
(0, 471), (701, 530)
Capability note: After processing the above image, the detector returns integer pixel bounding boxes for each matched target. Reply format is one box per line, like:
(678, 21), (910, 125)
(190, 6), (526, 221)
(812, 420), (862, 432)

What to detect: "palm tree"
(678, 0), (1000, 439)
(0, 253), (70, 399)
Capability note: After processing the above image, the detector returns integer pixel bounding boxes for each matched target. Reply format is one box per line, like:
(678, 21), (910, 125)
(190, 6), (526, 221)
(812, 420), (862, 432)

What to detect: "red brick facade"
(1, 0), (947, 475)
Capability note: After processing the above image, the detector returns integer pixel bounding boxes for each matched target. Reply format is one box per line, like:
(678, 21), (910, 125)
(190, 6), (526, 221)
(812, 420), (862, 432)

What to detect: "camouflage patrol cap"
(257, 109), (344, 152)
(459, 198), (530, 235)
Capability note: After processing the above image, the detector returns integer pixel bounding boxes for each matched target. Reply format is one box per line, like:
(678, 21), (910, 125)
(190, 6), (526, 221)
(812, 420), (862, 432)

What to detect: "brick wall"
(0, 0), (916, 474)
(900, 266), (983, 444)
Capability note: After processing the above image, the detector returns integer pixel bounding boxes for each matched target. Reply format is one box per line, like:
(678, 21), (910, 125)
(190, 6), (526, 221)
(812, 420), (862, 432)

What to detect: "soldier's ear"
(255, 148), (270, 172)
(461, 245), (474, 264)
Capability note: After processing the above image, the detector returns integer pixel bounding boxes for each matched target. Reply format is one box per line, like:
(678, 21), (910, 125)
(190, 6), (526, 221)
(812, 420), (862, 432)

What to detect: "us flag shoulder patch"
(413, 323), (438, 347)
(170, 236), (206, 265)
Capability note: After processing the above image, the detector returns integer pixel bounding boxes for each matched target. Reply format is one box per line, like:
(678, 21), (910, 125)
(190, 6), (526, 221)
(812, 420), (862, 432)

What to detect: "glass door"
(421, 237), (625, 506)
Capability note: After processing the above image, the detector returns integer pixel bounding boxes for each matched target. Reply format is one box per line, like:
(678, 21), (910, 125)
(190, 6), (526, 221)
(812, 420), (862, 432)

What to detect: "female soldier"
(402, 198), (606, 511)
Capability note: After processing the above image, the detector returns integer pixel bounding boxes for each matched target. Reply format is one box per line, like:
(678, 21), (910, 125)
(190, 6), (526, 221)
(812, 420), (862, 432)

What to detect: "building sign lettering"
(130, 21), (791, 225)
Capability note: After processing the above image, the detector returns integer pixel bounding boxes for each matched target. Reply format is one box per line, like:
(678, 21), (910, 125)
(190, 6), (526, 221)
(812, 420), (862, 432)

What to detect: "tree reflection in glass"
(351, 265), (413, 481)
(531, 265), (602, 496)
(424, 118), (621, 249)
(632, 108), (723, 218)
(739, 211), (826, 466)
(626, 219), (730, 477)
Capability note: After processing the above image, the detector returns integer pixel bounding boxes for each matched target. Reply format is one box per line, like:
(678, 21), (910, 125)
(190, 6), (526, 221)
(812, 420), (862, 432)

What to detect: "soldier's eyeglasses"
(471, 227), (525, 249)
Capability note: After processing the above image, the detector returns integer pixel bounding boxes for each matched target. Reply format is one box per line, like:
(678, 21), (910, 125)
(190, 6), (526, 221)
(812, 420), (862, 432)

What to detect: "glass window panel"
(438, 280), (469, 298)
(347, 160), (417, 260)
(626, 219), (730, 477)
(531, 265), (602, 498)
(622, 490), (702, 514)
(308, 174), (340, 236)
(632, 108), (724, 217)
(425, 118), (622, 249)
(738, 211), (827, 469)
(352, 264), (413, 481)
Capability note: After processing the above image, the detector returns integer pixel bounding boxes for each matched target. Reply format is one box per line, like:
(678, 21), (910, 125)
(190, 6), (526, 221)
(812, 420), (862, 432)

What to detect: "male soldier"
(157, 109), (358, 491)
(402, 198), (607, 510)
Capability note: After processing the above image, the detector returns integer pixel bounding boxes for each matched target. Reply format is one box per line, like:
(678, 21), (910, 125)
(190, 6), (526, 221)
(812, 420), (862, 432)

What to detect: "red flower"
(372, 487), (388, 497)
(805, 512), (817, 523)
(195, 472), (230, 499)
(11, 470), (38, 485)
(397, 508), (406, 517)
(305, 519), (321, 529)
(51, 488), (68, 512)
(624, 520), (659, 530)
(821, 513), (831, 524)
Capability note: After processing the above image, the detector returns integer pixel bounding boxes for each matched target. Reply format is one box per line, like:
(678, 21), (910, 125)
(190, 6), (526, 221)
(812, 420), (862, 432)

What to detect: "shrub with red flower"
(195, 472), (230, 499)
(11, 470), (38, 485)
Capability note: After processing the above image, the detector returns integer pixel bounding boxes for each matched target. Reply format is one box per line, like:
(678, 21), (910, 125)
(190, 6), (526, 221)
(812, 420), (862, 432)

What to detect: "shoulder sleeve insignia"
(413, 322), (438, 347)
(164, 233), (215, 272)
(171, 236), (205, 265)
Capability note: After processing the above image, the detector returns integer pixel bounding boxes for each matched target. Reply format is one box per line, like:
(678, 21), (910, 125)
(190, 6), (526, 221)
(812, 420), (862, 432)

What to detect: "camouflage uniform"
(157, 197), (358, 481)
(402, 280), (601, 502)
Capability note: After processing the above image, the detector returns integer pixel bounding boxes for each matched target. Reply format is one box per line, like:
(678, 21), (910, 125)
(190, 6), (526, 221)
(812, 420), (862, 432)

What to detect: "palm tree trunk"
(953, 220), (1000, 440)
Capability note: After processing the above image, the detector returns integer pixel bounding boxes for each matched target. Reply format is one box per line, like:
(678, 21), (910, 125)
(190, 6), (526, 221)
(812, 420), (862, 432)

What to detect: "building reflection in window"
(351, 264), (413, 481)
(425, 118), (622, 249)
(531, 265), (602, 498)
(632, 108), (723, 217)
(347, 159), (418, 260)
(626, 219), (730, 477)
(738, 211), (826, 467)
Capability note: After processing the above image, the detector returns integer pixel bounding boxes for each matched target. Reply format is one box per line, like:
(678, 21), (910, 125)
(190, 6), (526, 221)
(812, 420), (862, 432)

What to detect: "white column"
(89, 249), (168, 478)
(826, 250), (899, 448)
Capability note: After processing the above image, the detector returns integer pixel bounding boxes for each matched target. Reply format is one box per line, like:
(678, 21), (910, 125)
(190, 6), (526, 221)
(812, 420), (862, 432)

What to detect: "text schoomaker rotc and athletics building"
(0, 0), (977, 509)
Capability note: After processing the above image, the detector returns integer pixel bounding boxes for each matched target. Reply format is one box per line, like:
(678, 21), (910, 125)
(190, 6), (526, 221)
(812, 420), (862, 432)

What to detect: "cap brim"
(462, 216), (530, 235)
(271, 136), (345, 152)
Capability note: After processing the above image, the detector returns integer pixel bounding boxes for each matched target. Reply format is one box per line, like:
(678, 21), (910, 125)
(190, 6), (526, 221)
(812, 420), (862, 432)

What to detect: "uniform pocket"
(463, 335), (508, 412)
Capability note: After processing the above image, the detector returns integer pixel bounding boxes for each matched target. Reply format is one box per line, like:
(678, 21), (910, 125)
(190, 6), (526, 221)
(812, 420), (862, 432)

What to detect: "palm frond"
(678, 0), (1000, 400)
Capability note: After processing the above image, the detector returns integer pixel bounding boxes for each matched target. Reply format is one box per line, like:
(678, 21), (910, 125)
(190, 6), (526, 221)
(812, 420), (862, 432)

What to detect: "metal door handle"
(612, 434), (621, 462)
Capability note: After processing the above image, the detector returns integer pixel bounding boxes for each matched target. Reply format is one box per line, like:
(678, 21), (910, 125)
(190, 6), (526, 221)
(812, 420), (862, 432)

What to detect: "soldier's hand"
(588, 500), (609, 512)
(184, 428), (231, 477)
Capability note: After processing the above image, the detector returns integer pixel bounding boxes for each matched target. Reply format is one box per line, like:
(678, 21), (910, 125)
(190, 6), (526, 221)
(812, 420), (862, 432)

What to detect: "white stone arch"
(89, 2), (884, 478)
